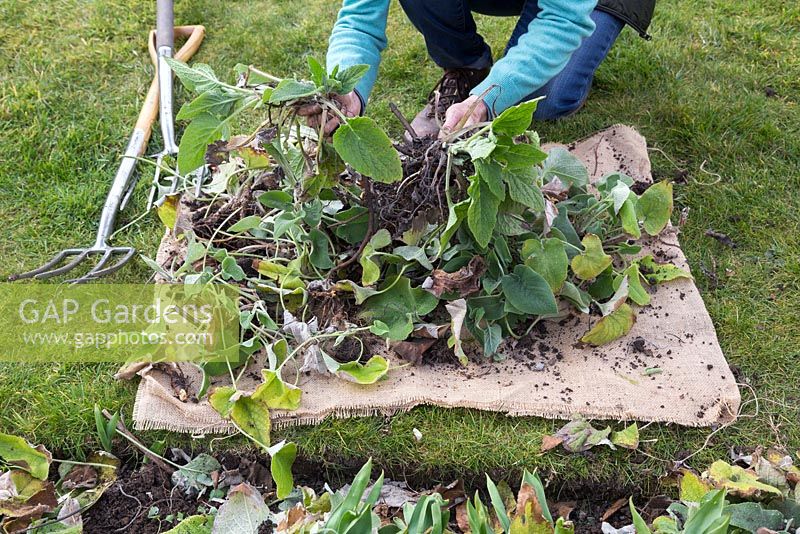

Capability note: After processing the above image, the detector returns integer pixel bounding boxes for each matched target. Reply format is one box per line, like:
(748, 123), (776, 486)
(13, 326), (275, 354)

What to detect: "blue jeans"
(398, 0), (625, 120)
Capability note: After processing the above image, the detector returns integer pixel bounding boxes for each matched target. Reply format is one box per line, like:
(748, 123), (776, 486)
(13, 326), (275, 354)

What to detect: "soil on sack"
(82, 452), (656, 532)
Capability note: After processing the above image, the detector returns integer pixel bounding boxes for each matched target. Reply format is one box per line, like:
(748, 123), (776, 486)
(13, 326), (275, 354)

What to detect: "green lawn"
(1, 0), (798, 490)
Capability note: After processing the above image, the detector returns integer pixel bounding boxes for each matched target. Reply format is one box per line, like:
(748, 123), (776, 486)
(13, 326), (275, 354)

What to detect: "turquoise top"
(326, 0), (598, 114)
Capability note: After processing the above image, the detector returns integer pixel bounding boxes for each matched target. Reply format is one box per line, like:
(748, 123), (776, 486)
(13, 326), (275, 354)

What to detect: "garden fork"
(9, 1), (204, 283)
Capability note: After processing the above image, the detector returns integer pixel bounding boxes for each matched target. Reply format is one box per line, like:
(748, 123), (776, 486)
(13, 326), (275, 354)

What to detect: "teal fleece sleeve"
(326, 0), (596, 115)
(325, 0), (391, 106)
(471, 0), (598, 115)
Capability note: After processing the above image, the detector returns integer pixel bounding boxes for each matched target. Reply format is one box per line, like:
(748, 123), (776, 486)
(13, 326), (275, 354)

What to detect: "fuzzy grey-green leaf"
(332, 117), (402, 183)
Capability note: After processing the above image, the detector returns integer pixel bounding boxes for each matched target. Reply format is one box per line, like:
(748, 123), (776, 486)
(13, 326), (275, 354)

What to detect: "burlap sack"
(129, 125), (741, 432)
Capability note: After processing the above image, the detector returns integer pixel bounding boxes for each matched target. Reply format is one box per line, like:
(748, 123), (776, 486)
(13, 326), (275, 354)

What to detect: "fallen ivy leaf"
(707, 460), (782, 498)
(0, 434), (51, 480)
(581, 304), (636, 346)
(637, 256), (693, 285)
(171, 453), (220, 497)
(546, 420), (614, 453)
(610, 423), (639, 450)
(211, 482), (270, 534)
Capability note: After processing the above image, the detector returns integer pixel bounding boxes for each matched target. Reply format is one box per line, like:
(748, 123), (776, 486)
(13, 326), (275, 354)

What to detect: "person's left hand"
(439, 95), (488, 138)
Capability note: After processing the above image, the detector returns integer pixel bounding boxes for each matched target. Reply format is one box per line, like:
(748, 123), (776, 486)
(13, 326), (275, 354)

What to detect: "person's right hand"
(297, 92), (362, 136)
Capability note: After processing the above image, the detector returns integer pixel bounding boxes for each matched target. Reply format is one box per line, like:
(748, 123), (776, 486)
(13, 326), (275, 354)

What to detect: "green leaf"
(213, 482), (270, 533)
(393, 246), (433, 270)
(227, 215), (262, 233)
(258, 190), (293, 210)
(268, 78), (318, 103)
(501, 265), (558, 316)
(359, 229), (391, 286)
(0, 433), (51, 479)
(560, 281), (591, 314)
(629, 498), (653, 534)
(268, 441), (297, 499)
(504, 168), (545, 212)
(177, 89), (242, 120)
(725, 502), (785, 532)
(552, 205), (582, 250)
(172, 453), (220, 495)
(467, 175), (502, 248)
(307, 56), (326, 86)
(360, 276), (438, 341)
(209, 386), (236, 417)
(610, 423), (639, 449)
(491, 100), (539, 137)
(439, 200), (469, 252)
(337, 355), (389, 384)
(335, 64), (370, 94)
(683, 490), (729, 534)
(481, 323), (503, 356)
(333, 117), (403, 183)
(165, 59), (223, 93)
(334, 206), (370, 244)
(637, 180), (673, 235)
(679, 470), (712, 502)
(475, 160), (506, 199)
(221, 256), (245, 281)
(162, 515), (213, 534)
(581, 304), (636, 346)
(619, 198), (641, 238)
(571, 234), (613, 280)
(496, 142), (547, 170)
(177, 113), (226, 174)
(486, 476), (511, 532)
(253, 370), (302, 410)
(156, 194), (180, 230)
(308, 228), (334, 269)
(608, 181), (633, 214)
(523, 238), (568, 292)
(615, 264), (651, 306)
(637, 255), (693, 284)
(540, 147), (589, 187)
(459, 137), (496, 160)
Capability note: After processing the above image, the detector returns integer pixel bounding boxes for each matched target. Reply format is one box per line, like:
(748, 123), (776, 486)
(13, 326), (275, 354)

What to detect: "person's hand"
(439, 95), (488, 138)
(297, 92), (362, 136)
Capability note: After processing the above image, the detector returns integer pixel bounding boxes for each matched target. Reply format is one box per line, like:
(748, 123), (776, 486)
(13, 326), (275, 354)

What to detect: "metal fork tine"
(8, 250), (76, 281)
(66, 250), (114, 284)
(33, 250), (92, 280)
(82, 248), (137, 280)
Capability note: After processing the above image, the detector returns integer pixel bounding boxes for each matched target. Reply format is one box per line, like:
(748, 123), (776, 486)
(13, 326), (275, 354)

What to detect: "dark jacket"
(597, 0), (655, 38)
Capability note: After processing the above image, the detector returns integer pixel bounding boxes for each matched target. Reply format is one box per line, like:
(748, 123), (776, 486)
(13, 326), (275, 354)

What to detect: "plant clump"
(138, 57), (692, 485)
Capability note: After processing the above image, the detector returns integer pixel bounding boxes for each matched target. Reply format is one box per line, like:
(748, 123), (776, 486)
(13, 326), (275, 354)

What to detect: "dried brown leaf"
(424, 256), (486, 298)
